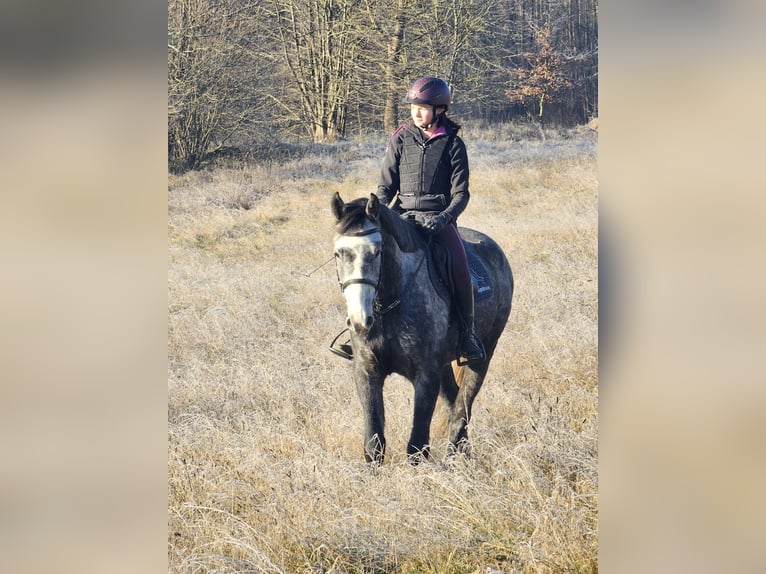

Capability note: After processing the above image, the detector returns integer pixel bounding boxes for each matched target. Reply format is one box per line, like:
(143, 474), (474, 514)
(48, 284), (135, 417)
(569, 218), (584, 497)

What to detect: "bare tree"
(354, 0), (421, 134)
(422, 0), (494, 82)
(168, 0), (274, 171)
(353, 0), (496, 133)
(270, 0), (363, 142)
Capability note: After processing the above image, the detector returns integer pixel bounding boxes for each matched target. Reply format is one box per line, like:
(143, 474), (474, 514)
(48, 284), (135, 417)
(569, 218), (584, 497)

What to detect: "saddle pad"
(467, 249), (492, 302)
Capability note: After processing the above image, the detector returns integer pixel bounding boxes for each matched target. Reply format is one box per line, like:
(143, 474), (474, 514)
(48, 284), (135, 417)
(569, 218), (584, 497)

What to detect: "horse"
(331, 192), (513, 465)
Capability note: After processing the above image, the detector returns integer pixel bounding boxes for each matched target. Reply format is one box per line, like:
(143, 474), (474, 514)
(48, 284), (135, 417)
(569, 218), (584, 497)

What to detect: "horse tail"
(432, 361), (468, 439)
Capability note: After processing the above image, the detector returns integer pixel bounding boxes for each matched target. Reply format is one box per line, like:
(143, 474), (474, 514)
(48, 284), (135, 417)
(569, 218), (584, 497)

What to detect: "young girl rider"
(375, 76), (485, 364)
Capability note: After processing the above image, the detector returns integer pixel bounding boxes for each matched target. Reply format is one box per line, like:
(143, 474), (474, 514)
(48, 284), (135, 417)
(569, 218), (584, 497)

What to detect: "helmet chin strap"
(420, 106), (440, 130)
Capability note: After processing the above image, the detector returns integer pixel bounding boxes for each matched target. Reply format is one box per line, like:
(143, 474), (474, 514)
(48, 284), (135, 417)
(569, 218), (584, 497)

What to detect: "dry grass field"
(168, 123), (598, 573)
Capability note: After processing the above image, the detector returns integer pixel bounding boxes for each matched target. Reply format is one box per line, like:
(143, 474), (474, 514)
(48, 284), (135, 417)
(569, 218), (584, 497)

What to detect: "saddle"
(402, 212), (493, 310)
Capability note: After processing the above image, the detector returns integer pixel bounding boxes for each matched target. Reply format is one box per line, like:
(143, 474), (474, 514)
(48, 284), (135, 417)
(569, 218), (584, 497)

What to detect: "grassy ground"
(168, 123), (598, 573)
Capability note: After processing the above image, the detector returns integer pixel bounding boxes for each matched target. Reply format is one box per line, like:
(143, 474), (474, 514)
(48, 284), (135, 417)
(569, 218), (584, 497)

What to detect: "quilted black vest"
(397, 130), (455, 212)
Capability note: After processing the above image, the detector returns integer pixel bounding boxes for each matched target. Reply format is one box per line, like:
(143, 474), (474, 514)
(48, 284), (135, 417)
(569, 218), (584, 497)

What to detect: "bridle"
(335, 225), (428, 316)
(336, 226), (382, 292)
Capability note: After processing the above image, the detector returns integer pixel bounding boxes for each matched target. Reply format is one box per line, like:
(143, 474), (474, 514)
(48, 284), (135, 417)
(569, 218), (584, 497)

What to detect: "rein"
(375, 245), (428, 315)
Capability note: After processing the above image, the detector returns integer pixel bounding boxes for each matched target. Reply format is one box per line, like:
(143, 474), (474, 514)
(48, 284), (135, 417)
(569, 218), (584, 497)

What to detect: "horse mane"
(336, 196), (424, 253)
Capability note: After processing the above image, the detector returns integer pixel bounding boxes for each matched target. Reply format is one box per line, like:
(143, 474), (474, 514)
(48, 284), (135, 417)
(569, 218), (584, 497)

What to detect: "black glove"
(422, 212), (451, 234)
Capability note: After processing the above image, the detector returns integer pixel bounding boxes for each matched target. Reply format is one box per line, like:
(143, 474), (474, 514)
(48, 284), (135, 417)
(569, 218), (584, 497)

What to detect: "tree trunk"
(382, 1), (407, 134)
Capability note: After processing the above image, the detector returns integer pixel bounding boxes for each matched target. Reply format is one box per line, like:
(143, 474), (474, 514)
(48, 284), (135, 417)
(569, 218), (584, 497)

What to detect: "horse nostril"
(365, 316), (374, 328)
(346, 317), (352, 328)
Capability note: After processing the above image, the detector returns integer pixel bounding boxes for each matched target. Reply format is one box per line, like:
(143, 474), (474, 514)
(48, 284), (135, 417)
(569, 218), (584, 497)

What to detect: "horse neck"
(379, 205), (422, 253)
(379, 232), (426, 305)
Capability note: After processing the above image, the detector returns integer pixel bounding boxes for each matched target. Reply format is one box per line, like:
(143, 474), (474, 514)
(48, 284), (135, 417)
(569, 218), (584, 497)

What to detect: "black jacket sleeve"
(442, 135), (470, 222)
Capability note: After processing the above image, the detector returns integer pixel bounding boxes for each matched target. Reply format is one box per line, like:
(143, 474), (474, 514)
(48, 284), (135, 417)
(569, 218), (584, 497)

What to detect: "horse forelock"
(335, 198), (372, 235)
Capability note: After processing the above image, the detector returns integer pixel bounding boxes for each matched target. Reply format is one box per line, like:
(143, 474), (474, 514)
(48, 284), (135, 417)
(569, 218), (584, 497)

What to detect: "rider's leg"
(434, 224), (486, 363)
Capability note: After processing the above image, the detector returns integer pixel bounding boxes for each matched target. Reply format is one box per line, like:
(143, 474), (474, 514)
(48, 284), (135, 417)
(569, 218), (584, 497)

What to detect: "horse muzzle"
(346, 313), (375, 334)
(342, 281), (377, 335)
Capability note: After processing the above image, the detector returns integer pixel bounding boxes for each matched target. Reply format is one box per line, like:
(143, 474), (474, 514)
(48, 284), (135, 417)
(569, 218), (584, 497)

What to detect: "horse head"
(331, 193), (383, 335)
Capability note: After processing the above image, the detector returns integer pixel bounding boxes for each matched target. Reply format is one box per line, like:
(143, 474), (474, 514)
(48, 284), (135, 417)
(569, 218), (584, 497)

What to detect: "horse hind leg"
(432, 361), (484, 457)
(432, 363), (459, 442)
(446, 357), (493, 457)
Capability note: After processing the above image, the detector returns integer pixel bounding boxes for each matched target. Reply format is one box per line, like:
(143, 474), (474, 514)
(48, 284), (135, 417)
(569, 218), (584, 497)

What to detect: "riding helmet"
(402, 76), (452, 108)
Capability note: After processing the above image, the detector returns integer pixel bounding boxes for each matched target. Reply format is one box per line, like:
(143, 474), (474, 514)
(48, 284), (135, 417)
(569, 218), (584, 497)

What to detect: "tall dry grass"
(168, 124), (598, 573)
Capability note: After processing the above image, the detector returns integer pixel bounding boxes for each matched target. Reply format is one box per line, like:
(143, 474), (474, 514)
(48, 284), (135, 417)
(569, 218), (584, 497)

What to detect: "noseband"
(340, 276), (379, 291)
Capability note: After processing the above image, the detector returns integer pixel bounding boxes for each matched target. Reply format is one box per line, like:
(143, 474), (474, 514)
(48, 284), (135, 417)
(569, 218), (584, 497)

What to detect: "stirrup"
(329, 328), (353, 360)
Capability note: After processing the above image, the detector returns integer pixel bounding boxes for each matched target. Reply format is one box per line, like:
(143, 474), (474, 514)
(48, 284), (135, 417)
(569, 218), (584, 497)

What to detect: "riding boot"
(455, 285), (486, 364)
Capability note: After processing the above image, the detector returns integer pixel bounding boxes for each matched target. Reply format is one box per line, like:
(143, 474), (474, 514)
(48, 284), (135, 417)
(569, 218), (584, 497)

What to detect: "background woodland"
(168, 0), (598, 171)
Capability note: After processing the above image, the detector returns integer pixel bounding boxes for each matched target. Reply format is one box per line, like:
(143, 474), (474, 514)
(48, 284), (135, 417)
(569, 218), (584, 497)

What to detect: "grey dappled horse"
(331, 193), (513, 464)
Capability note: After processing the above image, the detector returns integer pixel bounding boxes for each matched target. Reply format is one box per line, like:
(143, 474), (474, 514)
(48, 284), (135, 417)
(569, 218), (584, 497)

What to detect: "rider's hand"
(423, 212), (451, 234)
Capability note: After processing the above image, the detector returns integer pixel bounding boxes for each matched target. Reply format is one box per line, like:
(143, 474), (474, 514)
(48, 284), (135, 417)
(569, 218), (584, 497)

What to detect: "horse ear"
(366, 193), (380, 221)
(331, 192), (345, 221)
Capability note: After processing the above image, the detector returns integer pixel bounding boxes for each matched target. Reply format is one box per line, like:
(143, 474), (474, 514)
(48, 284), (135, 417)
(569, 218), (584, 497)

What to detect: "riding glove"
(423, 212), (451, 234)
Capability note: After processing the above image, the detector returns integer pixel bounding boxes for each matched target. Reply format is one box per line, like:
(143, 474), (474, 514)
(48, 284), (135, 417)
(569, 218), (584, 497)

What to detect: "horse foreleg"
(407, 374), (440, 463)
(354, 368), (386, 465)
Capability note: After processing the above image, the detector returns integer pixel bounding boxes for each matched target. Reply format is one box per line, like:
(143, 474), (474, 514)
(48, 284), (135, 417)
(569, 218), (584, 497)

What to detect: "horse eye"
(336, 249), (353, 262)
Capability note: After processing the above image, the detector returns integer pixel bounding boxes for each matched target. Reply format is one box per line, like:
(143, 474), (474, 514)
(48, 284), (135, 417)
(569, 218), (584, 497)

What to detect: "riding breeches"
(433, 224), (471, 290)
